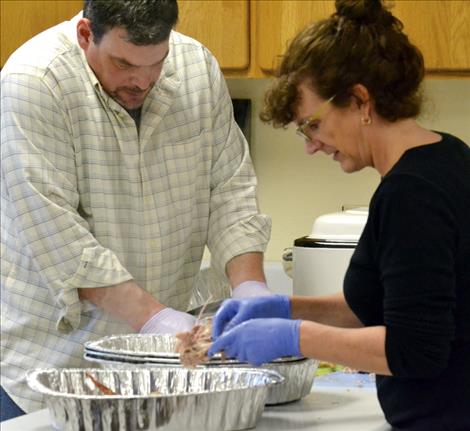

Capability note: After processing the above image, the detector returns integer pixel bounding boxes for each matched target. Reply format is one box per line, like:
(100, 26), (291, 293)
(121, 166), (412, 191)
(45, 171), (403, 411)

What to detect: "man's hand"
(212, 295), (291, 338)
(208, 318), (302, 366)
(232, 280), (272, 298)
(140, 308), (196, 334)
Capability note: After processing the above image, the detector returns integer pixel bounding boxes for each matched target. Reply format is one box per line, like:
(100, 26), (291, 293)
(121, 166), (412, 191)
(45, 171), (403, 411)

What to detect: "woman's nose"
(305, 139), (322, 155)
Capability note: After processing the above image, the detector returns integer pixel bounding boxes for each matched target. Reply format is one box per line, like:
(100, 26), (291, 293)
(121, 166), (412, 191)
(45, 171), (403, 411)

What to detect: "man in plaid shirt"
(0, 0), (271, 419)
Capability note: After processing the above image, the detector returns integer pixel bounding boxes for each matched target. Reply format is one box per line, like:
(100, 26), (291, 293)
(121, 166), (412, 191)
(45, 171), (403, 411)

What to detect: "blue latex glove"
(212, 295), (291, 339)
(208, 318), (302, 366)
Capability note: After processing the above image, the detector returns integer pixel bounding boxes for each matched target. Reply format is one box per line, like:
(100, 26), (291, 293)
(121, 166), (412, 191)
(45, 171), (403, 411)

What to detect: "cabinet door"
(393, 0), (470, 71)
(176, 0), (249, 71)
(1, 0), (83, 67)
(255, 0), (335, 73)
(255, 0), (470, 74)
(1, 0), (250, 72)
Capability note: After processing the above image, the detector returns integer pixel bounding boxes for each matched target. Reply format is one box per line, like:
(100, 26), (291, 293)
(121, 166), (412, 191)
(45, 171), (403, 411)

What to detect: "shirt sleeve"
(373, 174), (458, 378)
(1, 71), (133, 332)
(203, 50), (271, 277)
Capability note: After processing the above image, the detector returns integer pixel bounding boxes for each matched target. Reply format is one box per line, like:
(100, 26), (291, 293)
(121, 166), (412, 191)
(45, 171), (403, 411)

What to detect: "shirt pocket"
(143, 128), (211, 228)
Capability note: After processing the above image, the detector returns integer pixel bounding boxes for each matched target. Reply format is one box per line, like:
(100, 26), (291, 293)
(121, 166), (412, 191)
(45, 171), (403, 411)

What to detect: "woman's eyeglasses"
(296, 95), (335, 141)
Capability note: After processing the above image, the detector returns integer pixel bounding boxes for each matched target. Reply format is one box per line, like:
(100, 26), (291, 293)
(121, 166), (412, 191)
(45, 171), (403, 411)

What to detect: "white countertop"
(258, 385), (390, 431)
(2, 376), (391, 431)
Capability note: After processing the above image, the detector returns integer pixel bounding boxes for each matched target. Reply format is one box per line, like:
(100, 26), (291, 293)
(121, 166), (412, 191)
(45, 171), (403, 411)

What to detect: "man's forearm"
(226, 252), (266, 288)
(78, 280), (165, 331)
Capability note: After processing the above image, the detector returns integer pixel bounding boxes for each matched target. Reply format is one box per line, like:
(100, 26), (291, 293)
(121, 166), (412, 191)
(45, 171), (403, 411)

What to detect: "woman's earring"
(361, 117), (372, 125)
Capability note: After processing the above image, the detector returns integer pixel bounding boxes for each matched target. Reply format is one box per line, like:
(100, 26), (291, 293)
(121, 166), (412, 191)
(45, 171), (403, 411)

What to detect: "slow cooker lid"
(307, 207), (368, 242)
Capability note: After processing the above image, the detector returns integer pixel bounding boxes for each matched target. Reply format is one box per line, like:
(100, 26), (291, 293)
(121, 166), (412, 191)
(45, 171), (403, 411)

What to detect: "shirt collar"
(69, 12), (102, 93)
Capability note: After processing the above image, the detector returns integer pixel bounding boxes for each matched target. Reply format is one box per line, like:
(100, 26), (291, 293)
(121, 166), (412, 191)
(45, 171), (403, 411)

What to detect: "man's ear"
(77, 18), (93, 50)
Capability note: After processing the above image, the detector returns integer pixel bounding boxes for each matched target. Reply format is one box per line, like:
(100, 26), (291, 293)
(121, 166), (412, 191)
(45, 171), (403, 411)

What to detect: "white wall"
(226, 78), (470, 261)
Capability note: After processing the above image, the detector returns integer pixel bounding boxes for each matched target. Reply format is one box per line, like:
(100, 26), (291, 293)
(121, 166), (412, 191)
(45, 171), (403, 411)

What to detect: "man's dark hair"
(83, 0), (178, 45)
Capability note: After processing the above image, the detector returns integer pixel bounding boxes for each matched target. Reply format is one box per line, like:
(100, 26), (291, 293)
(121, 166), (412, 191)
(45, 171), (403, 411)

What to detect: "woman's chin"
(338, 159), (361, 174)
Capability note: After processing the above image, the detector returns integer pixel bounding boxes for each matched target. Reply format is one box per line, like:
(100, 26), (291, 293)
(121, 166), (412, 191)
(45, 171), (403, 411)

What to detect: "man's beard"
(110, 84), (154, 109)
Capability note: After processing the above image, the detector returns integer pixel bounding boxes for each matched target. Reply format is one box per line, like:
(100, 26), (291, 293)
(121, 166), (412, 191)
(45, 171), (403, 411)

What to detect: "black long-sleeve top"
(344, 132), (470, 430)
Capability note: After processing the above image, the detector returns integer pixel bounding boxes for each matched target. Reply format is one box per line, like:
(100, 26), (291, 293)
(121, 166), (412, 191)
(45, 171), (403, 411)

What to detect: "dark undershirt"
(344, 132), (470, 430)
(126, 107), (142, 131)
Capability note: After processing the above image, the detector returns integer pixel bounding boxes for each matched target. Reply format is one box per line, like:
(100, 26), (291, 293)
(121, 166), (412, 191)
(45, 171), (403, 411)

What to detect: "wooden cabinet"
(254, 0), (470, 75)
(0, 0), (249, 71)
(255, 0), (335, 74)
(176, 0), (249, 71)
(0, 0), (82, 67)
(392, 0), (470, 72)
(1, 0), (469, 75)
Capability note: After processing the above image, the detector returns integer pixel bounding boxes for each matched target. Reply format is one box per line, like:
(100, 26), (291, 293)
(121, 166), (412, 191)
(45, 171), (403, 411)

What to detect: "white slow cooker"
(290, 207), (368, 296)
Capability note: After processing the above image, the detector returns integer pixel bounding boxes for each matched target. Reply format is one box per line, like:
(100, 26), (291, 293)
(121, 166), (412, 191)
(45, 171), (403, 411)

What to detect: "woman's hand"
(208, 318), (301, 366)
(211, 295), (291, 339)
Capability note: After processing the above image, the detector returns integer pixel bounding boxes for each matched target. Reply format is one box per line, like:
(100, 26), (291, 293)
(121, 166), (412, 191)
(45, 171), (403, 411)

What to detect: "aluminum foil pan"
(27, 367), (283, 431)
(187, 299), (224, 317)
(84, 334), (179, 359)
(85, 334), (302, 364)
(255, 358), (318, 405)
(84, 352), (318, 405)
(84, 351), (182, 365)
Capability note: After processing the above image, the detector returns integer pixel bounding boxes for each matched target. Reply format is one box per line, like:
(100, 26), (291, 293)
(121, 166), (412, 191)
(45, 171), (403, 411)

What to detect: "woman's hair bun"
(335, 0), (394, 26)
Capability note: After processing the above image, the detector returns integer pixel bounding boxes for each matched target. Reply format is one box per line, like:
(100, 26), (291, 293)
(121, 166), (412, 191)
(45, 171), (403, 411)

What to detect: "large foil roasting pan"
(84, 334), (301, 364)
(84, 334), (179, 359)
(85, 353), (317, 405)
(27, 367), (283, 431)
(251, 358), (318, 404)
(84, 334), (318, 405)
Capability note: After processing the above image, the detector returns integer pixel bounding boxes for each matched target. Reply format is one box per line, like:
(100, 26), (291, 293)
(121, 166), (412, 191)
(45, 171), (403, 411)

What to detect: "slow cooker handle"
(281, 248), (293, 279)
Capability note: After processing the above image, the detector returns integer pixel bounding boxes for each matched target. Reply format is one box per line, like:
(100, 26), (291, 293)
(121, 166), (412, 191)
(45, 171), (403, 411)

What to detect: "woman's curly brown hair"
(260, 0), (425, 128)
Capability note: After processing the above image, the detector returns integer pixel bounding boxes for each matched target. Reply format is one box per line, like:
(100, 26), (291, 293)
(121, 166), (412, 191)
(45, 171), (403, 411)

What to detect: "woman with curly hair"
(209, 1), (470, 429)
